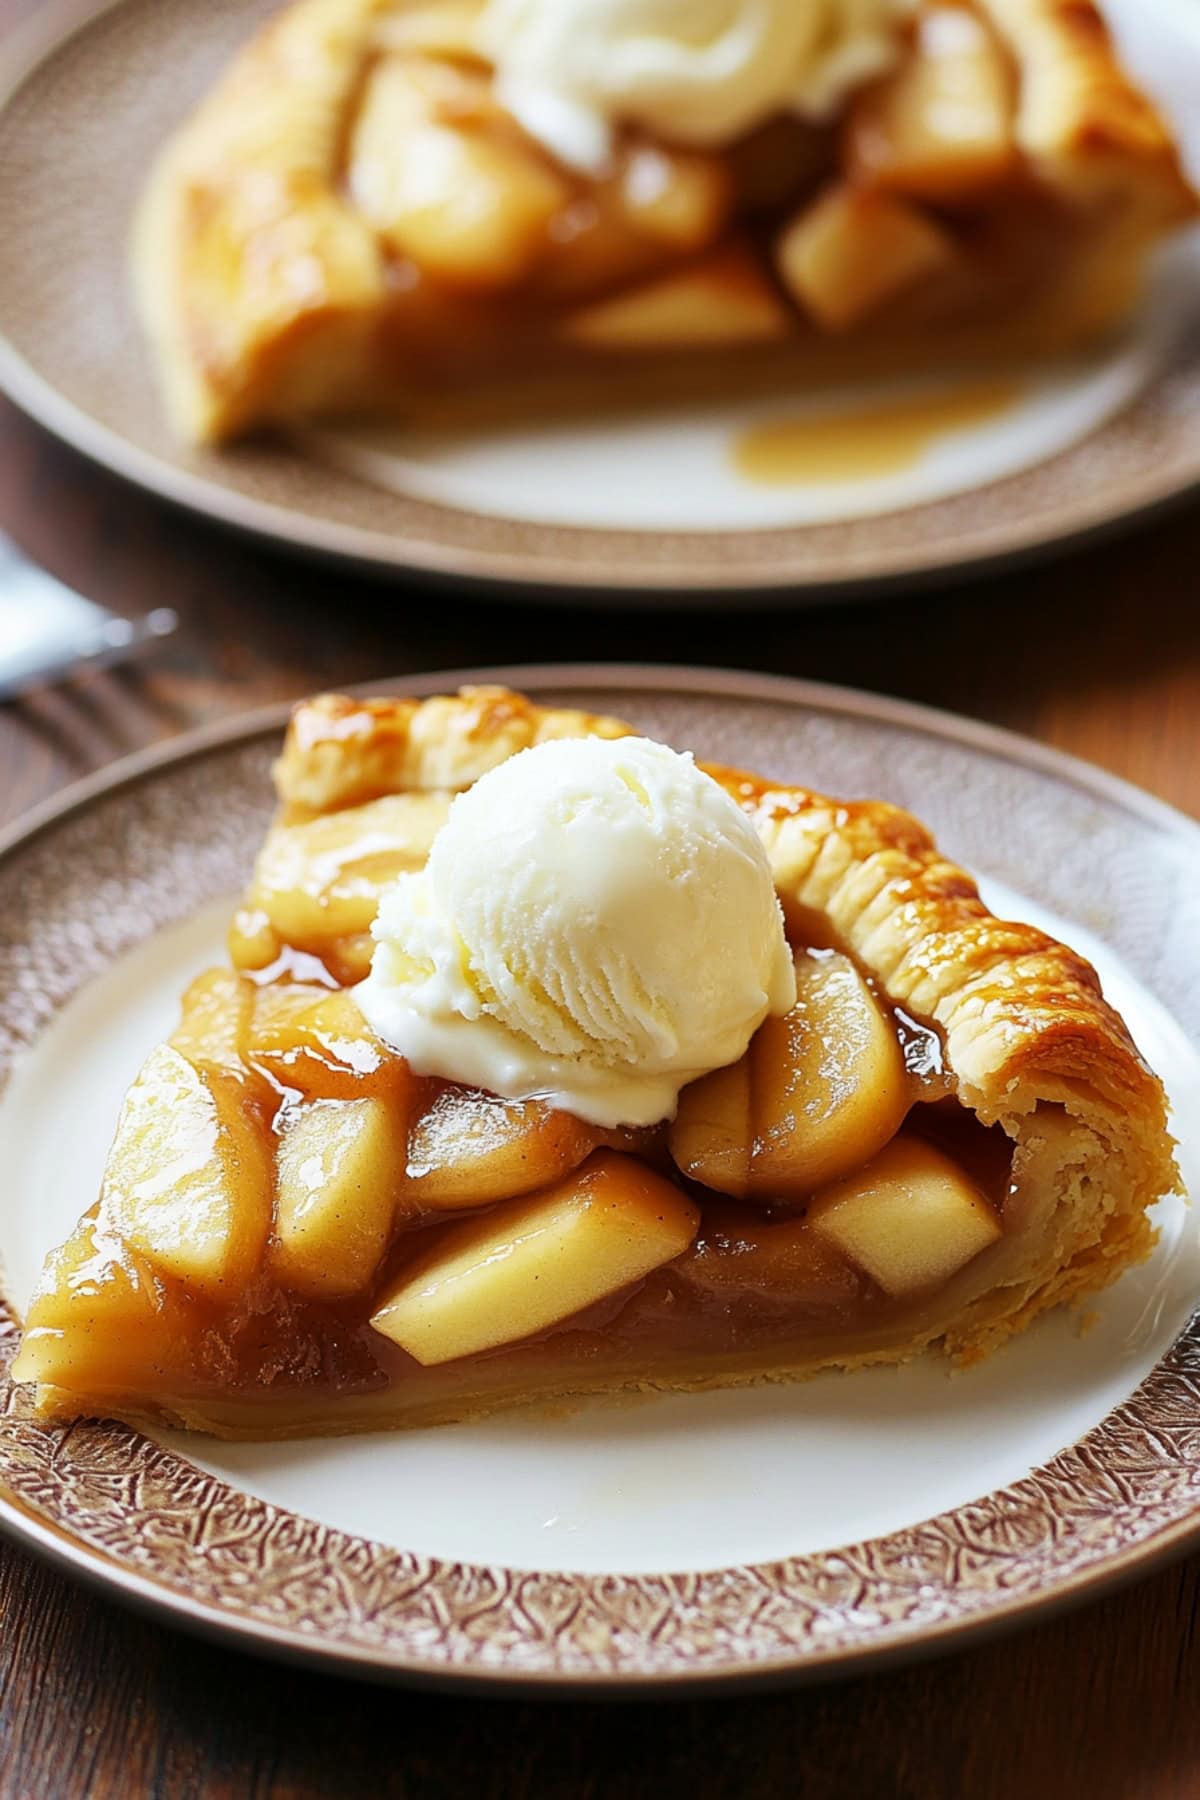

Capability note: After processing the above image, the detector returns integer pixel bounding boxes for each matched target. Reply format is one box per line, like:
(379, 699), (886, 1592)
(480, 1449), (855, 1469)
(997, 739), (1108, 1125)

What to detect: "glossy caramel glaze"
(14, 923), (1010, 1420)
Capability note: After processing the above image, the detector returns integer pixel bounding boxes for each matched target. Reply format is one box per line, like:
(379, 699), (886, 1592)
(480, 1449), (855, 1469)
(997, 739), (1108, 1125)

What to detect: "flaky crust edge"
(729, 770), (1178, 1357)
(978, 0), (1197, 211)
(272, 686), (633, 819)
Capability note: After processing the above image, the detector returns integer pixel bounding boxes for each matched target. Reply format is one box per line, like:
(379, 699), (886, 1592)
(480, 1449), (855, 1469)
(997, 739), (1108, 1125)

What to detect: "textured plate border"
(0, 0), (1198, 603)
(1, 663), (1199, 1696)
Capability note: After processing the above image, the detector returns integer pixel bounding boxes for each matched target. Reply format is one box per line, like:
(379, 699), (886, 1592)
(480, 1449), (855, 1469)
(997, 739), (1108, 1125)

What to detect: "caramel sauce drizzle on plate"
(733, 376), (1023, 485)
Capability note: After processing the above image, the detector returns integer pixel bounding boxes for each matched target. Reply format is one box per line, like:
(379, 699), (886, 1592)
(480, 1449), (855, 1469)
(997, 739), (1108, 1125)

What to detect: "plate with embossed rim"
(1, 664), (1199, 1694)
(0, 1), (1199, 601)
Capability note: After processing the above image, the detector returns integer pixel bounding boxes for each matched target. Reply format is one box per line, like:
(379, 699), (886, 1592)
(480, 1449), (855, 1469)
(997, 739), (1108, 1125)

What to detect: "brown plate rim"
(0, 0), (1198, 601)
(0, 662), (1199, 1694)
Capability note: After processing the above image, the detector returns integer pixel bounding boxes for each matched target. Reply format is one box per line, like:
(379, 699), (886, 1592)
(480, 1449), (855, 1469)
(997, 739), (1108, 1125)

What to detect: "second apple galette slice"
(134, 0), (1197, 442)
(13, 688), (1179, 1437)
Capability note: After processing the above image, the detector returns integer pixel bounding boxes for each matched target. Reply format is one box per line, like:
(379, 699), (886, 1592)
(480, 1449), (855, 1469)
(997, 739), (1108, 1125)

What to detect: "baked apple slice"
(349, 55), (570, 289)
(670, 950), (909, 1199)
(231, 791), (452, 980)
(405, 1084), (599, 1209)
(248, 985), (404, 1102)
(97, 1044), (274, 1299)
(809, 1133), (1002, 1297)
(372, 1152), (698, 1365)
(560, 242), (792, 348)
(776, 185), (959, 329)
(273, 1096), (411, 1298)
(846, 5), (1018, 201)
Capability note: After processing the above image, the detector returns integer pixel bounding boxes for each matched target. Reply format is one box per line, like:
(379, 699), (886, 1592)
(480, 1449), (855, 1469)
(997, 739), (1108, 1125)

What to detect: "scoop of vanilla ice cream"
(476, 0), (913, 171)
(355, 735), (795, 1127)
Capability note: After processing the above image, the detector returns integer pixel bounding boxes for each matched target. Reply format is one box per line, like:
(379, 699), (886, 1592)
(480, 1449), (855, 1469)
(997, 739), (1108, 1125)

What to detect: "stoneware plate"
(0, 2), (1198, 600)
(1, 665), (1199, 1694)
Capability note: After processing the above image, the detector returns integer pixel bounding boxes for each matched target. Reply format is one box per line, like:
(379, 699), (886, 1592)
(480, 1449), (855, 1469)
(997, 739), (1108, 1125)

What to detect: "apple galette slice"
(133, 0), (1196, 443)
(12, 689), (1179, 1439)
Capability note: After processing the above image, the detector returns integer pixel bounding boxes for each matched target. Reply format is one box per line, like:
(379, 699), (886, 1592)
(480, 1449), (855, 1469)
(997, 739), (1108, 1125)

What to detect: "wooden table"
(2, 10), (1200, 1785)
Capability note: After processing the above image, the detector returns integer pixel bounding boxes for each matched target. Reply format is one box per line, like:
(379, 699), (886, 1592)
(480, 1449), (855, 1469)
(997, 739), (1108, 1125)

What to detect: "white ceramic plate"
(0, 667), (1198, 1691)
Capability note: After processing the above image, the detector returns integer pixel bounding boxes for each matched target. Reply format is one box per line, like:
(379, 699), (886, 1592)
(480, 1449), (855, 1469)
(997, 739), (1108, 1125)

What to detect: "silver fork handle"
(0, 532), (177, 699)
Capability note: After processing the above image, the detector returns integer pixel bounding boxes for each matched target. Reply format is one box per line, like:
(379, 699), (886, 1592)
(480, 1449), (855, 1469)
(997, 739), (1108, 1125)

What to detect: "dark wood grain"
(3, 1), (1200, 1791)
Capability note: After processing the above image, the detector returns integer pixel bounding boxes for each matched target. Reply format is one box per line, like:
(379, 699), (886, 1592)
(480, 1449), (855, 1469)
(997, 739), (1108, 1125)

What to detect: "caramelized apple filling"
(16, 929), (1020, 1426)
(354, 3), (1172, 368)
(316, 11), (1177, 390)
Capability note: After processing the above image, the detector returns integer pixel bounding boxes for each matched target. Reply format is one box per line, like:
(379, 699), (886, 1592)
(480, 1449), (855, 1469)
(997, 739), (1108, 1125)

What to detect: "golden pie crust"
(12, 688), (1180, 1437)
(132, 0), (1197, 443)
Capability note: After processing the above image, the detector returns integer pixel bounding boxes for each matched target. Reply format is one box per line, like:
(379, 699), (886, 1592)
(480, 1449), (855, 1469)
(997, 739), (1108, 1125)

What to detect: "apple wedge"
(248, 984), (404, 1102)
(809, 1133), (1001, 1297)
(243, 791), (451, 956)
(611, 143), (731, 252)
(235, 791), (452, 981)
(349, 54), (569, 287)
(668, 1055), (752, 1198)
(98, 1044), (273, 1297)
(406, 1084), (598, 1210)
(847, 6), (1017, 201)
(749, 951), (910, 1196)
(671, 951), (909, 1200)
(273, 1096), (408, 1297)
(777, 185), (957, 330)
(11, 1213), (189, 1394)
(561, 242), (791, 348)
(170, 968), (256, 1076)
(371, 1151), (699, 1365)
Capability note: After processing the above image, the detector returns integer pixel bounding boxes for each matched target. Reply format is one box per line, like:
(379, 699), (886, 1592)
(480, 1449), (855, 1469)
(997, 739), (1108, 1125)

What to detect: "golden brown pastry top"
(274, 686), (632, 820)
(274, 686), (1177, 1212)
